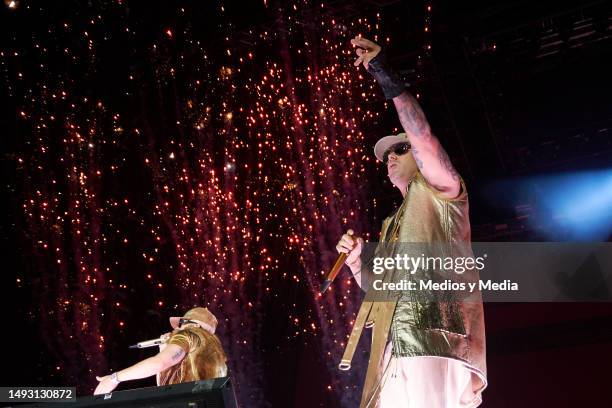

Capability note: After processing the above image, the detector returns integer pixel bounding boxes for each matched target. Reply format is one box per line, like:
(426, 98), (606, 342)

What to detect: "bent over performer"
(94, 307), (227, 395)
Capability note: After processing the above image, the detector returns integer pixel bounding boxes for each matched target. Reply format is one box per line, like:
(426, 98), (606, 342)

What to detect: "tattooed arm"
(94, 344), (186, 394)
(393, 91), (460, 198)
(118, 344), (186, 381)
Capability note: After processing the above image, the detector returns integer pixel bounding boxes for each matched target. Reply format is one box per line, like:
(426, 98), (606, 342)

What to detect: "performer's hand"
(351, 36), (381, 70)
(93, 375), (118, 395)
(336, 229), (363, 267)
(159, 332), (172, 351)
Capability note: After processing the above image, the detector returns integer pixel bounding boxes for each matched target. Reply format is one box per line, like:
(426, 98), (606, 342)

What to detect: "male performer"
(335, 37), (486, 407)
(94, 307), (227, 395)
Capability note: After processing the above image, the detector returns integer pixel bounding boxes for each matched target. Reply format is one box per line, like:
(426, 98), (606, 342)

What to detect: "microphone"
(129, 337), (166, 349)
(320, 253), (348, 294)
(320, 232), (358, 294)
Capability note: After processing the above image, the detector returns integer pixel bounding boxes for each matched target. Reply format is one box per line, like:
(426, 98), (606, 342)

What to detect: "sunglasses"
(383, 142), (411, 164)
(178, 318), (199, 328)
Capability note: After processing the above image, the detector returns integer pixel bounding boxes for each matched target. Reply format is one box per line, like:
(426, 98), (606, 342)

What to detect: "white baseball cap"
(373, 132), (410, 162)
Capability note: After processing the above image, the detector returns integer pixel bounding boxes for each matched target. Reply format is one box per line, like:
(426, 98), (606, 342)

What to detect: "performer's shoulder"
(415, 170), (468, 202)
(168, 330), (192, 352)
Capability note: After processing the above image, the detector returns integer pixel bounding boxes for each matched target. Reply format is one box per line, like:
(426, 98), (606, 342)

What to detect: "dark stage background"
(2, 0), (612, 407)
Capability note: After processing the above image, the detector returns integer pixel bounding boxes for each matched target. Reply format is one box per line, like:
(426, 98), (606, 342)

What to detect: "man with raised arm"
(335, 37), (486, 408)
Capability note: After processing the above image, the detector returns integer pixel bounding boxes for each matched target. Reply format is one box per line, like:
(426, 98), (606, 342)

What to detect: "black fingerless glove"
(366, 50), (406, 100)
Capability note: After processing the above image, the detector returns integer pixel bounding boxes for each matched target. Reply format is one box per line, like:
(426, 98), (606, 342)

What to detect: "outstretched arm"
(94, 344), (186, 395)
(351, 36), (460, 198)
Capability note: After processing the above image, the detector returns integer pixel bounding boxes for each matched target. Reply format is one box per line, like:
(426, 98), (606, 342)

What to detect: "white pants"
(376, 343), (480, 408)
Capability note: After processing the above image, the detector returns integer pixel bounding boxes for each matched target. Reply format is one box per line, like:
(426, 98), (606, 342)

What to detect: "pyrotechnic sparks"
(2, 0), (431, 406)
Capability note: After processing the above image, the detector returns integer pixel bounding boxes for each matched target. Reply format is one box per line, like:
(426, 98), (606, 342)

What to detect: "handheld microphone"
(129, 337), (166, 349)
(320, 232), (359, 293)
(320, 253), (348, 294)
